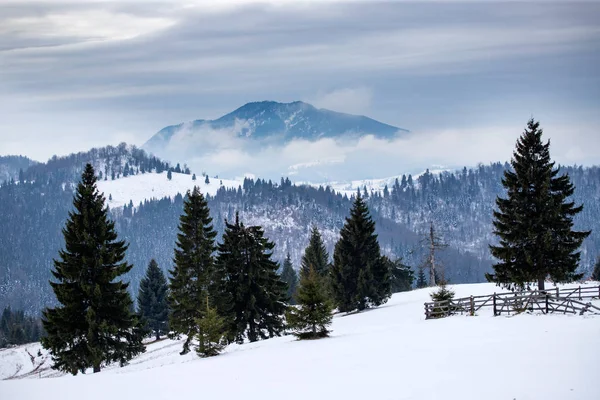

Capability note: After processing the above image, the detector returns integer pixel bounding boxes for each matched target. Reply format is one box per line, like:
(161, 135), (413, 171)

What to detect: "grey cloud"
(0, 1), (599, 167)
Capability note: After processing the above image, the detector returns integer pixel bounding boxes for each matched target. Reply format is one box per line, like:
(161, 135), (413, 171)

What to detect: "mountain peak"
(143, 100), (408, 156)
(218, 100), (315, 121)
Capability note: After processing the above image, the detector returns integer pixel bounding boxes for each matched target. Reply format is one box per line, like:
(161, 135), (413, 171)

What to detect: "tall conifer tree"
(214, 213), (287, 343)
(168, 187), (217, 354)
(42, 164), (144, 374)
(487, 119), (590, 290)
(137, 259), (169, 341)
(330, 194), (390, 312)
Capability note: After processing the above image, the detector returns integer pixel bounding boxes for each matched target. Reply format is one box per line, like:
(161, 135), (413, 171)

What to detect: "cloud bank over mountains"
(1, 1), (599, 176)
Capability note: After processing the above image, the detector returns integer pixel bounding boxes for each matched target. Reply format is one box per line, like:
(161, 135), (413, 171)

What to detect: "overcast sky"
(1, 1), (599, 176)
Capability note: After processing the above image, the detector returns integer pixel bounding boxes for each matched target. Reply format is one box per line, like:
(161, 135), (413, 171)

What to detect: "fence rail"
(424, 285), (600, 319)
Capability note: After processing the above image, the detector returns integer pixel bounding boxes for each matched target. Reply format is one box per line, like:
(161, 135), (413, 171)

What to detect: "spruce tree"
(429, 283), (456, 318)
(301, 226), (330, 276)
(42, 164), (144, 375)
(137, 259), (169, 341)
(195, 296), (225, 358)
(330, 194), (390, 312)
(286, 265), (333, 340)
(167, 169), (172, 180)
(168, 187), (217, 354)
(280, 253), (299, 304)
(416, 266), (428, 289)
(214, 213), (287, 343)
(487, 119), (591, 290)
(591, 257), (600, 281)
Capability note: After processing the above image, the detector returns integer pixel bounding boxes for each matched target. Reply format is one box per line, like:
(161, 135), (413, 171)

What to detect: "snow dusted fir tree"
(330, 194), (391, 312)
(137, 259), (169, 341)
(168, 187), (217, 354)
(280, 253), (298, 304)
(42, 164), (144, 374)
(287, 265), (333, 339)
(487, 119), (590, 291)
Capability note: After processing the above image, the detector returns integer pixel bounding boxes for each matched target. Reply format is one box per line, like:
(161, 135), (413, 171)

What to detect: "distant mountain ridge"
(143, 100), (407, 153)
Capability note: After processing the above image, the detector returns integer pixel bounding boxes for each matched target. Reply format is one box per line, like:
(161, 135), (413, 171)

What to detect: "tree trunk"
(180, 336), (191, 355)
(429, 224), (436, 286)
(93, 364), (101, 373)
(156, 331), (160, 341)
(538, 277), (545, 291)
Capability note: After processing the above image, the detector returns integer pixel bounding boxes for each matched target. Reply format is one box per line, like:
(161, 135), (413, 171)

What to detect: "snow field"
(1, 282), (598, 400)
(96, 171), (241, 209)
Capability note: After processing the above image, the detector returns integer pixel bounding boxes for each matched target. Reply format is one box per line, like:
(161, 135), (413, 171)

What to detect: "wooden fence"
(424, 285), (600, 319)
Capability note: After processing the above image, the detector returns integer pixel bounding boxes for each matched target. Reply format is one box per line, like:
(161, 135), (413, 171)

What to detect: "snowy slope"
(96, 172), (241, 209)
(2, 282), (599, 400)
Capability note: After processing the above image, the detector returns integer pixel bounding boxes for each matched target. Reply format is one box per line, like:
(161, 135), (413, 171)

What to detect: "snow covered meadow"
(1, 282), (598, 400)
(96, 171), (242, 209)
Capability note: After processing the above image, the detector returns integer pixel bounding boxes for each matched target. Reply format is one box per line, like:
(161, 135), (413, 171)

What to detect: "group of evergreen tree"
(0, 306), (44, 348)
(6, 142), (600, 313)
(166, 188), (289, 355)
(285, 196), (401, 337)
(21, 118), (597, 375)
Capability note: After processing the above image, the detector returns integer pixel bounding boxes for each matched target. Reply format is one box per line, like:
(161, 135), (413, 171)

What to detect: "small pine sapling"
(195, 296), (226, 358)
(429, 283), (455, 318)
(286, 265), (333, 340)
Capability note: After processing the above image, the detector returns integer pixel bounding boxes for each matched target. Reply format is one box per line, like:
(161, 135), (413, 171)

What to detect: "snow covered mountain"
(144, 101), (407, 154)
(2, 282), (598, 400)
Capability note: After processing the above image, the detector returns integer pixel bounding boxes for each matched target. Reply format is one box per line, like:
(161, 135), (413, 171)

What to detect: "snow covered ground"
(1, 282), (599, 400)
(96, 171), (241, 209)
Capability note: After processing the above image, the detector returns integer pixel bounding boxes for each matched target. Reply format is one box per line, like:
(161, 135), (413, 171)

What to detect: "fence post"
(556, 287), (559, 298)
(579, 286), (582, 300)
(545, 293), (549, 314)
(425, 303), (429, 320)
(493, 293), (497, 316)
(470, 296), (474, 316)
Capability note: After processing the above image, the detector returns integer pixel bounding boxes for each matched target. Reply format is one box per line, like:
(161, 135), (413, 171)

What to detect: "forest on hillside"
(0, 146), (598, 314)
